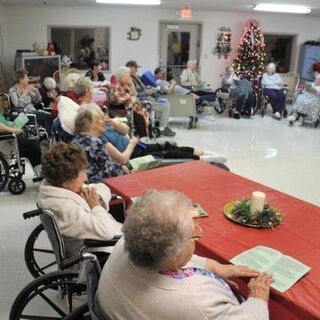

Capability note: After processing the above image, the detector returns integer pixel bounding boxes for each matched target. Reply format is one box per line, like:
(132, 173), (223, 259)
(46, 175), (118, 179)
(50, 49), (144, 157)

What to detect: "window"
(50, 26), (110, 71)
(264, 34), (294, 73)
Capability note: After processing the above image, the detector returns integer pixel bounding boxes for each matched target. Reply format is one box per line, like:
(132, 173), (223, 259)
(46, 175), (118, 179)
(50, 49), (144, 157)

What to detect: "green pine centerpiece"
(224, 199), (282, 228)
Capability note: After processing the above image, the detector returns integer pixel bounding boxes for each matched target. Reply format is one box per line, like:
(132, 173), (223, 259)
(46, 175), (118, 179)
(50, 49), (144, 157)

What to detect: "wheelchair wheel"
(64, 303), (90, 319)
(0, 154), (9, 192)
(251, 91), (259, 116)
(9, 271), (86, 320)
(25, 224), (57, 278)
(8, 178), (26, 195)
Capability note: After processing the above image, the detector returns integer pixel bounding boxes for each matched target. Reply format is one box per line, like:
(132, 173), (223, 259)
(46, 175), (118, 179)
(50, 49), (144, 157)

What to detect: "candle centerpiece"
(250, 191), (266, 214)
(223, 191), (282, 228)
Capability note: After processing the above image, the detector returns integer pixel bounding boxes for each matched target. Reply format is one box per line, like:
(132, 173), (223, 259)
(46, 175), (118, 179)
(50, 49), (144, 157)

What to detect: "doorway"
(264, 34), (295, 73)
(159, 22), (201, 81)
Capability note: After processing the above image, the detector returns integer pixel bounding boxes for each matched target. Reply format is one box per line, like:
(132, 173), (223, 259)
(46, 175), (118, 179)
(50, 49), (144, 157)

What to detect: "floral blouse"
(72, 134), (124, 183)
(161, 267), (234, 296)
(111, 80), (150, 126)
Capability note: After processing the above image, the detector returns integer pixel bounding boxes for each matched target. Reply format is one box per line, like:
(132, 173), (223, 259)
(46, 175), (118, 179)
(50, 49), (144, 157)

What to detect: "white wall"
(2, 5), (320, 87)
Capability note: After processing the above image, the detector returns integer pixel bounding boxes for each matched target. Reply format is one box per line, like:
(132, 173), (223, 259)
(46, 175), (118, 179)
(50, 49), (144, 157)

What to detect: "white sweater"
(261, 73), (283, 90)
(96, 238), (269, 320)
(38, 181), (122, 258)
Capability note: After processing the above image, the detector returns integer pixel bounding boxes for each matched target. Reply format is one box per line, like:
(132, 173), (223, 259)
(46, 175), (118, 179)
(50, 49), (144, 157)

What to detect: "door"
(159, 23), (200, 81)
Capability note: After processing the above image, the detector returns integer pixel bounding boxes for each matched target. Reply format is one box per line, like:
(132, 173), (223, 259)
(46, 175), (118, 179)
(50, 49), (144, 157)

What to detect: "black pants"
(131, 141), (198, 160)
(133, 112), (152, 138)
(35, 111), (53, 138)
(235, 91), (256, 115)
(17, 137), (42, 167)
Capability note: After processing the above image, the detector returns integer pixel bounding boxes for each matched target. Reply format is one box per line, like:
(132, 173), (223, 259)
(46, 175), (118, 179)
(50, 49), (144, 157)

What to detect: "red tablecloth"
(105, 161), (320, 320)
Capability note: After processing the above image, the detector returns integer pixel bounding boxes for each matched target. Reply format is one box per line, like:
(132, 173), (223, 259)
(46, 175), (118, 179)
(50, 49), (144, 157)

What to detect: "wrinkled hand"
(80, 187), (100, 209)
(215, 264), (260, 279)
(122, 165), (130, 174)
(12, 128), (23, 135)
(248, 273), (274, 302)
(145, 88), (153, 95)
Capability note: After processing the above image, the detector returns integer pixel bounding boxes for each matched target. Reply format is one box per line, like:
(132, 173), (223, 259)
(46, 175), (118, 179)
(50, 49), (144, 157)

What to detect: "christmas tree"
(233, 19), (266, 90)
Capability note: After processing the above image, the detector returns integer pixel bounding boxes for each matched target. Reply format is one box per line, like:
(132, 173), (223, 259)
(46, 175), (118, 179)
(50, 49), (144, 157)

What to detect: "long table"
(105, 161), (320, 320)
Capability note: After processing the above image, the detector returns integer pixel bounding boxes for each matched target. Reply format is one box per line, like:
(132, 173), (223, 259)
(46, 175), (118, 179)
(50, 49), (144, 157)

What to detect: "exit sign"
(180, 6), (192, 18)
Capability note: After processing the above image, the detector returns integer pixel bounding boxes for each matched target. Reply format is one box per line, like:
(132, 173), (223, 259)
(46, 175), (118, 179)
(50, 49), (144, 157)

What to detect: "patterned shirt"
(72, 134), (124, 183)
(161, 267), (234, 296)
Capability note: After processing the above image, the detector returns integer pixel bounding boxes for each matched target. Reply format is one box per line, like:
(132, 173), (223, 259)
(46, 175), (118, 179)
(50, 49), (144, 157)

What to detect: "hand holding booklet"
(230, 246), (310, 293)
(12, 113), (29, 129)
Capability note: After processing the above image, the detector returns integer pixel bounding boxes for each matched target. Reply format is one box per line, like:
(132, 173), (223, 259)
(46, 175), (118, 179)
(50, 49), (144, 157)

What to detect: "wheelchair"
(0, 133), (42, 194)
(23, 195), (126, 279)
(10, 205), (123, 320)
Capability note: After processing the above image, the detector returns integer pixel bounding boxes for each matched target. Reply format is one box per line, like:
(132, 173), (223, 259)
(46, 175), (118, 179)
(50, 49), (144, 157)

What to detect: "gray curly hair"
(74, 103), (103, 134)
(116, 66), (131, 81)
(43, 77), (56, 90)
(123, 189), (194, 270)
(74, 76), (93, 98)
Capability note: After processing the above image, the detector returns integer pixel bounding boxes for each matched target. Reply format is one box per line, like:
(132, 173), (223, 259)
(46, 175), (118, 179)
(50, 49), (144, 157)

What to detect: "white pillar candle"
(250, 191), (266, 214)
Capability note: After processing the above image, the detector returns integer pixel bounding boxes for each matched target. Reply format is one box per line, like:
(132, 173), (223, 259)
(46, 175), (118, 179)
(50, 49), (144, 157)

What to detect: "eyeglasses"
(190, 223), (203, 241)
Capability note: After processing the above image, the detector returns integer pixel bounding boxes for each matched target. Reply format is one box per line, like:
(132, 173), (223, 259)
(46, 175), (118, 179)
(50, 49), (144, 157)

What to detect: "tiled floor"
(1, 108), (319, 318)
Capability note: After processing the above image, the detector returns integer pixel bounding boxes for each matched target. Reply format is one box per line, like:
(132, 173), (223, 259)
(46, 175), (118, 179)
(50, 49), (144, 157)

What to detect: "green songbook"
(128, 155), (161, 172)
(12, 113), (29, 129)
(231, 246), (310, 293)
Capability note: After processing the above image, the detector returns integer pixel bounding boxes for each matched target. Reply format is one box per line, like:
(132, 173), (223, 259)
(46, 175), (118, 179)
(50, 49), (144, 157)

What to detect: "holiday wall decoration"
(233, 19), (266, 90)
(212, 26), (232, 59)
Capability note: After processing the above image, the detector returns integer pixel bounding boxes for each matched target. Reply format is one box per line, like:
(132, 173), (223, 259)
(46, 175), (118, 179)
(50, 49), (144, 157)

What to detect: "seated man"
(126, 60), (176, 137)
(180, 60), (216, 103)
(154, 67), (219, 108)
(155, 67), (191, 96)
(99, 107), (227, 165)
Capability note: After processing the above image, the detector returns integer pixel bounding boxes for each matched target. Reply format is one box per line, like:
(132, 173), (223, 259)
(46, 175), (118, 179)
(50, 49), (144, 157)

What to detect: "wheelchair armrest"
(0, 133), (16, 141)
(84, 235), (122, 248)
(23, 208), (42, 220)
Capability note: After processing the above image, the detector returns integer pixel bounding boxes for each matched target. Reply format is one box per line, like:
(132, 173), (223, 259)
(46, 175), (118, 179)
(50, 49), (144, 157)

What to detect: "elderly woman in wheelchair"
(261, 63), (286, 120)
(288, 73), (320, 127)
(94, 189), (272, 320)
(9, 69), (53, 136)
(38, 142), (122, 259)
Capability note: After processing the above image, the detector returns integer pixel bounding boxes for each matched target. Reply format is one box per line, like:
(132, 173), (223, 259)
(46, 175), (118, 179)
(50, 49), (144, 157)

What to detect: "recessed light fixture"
(254, 3), (311, 14)
(96, 0), (160, 5)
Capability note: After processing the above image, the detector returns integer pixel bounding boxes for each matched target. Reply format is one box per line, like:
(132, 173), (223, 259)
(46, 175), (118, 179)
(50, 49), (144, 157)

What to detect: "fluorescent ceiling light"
(96, 0), (161, 5)
(254, 3), (311, 14)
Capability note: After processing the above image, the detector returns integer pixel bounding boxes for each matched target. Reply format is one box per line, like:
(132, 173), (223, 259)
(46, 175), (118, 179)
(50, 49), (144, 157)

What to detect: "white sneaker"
(272, 112), (281, 120)
(200, 154), (228, 164)
(288, 114), (297, 122)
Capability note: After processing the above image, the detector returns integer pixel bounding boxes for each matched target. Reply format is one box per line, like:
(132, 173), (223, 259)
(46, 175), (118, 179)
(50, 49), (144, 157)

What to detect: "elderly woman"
(221, 66), (234, 92)
(96, 190), (272, 319)
(73, 76), (94, 105)
(39, 77), (59, 109)
(261, 63), (286, 120)
(288, 73), (320, 126)
(38, 142), (122, 259)
(72, 103), (126, 183)
(9, 69), (53, 136)
(112, 66), (151, 138)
